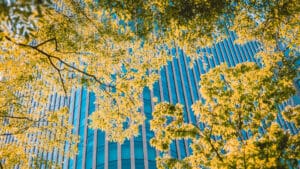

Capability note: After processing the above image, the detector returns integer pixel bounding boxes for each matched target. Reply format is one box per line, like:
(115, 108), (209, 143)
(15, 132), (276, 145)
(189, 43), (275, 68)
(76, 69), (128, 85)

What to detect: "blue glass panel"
(172, 58), (188, 122)
(121, 140), (131, 169)
(86, 92), (96, 169)
(193, 60), (201, 83)
(73, 89), (80, 127)
(166, 62), (177, 103)
(229, 34), (243, 63)
(213, 44), (225, 64)
(244, 43), (255, 62)
(179, 140), (186, 159)
(160, 67), (170, 102)
(134, 125), (144, 168)
(188, 68), (199, 101)
(70, 89), (80, 169)
(77, 88), (87, 169)
(143, 87), (152, 119)
(121, 159), (131, 169)
(96, 131), (105, 169)
(145, 119), (154, 138)
(179, 53), (192, 105)
(240, 43), (252, 62)
(236, 43), (248, 62)
(134, 140), (144, 169)
(219, 42), (233, 67)
(230, 39), (244, 63)
(170, 141), (177, 158)
(108, 142), (118, 169)
(148, 160), (157, 169)
(135, 159), (145, 169)
(224, 39), (238, 65)
(152, 81), (161, 103)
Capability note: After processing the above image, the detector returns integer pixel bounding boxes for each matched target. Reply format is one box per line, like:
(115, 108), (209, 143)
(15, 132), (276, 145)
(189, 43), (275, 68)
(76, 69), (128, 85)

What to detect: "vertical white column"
(73, 88), (82, 169)
(82, 92), (90, 169)
(92, 130), (97, 169)
(118, 143), (122, 169)
(104, 135), (108, 169)
(130, 137), (135, 169)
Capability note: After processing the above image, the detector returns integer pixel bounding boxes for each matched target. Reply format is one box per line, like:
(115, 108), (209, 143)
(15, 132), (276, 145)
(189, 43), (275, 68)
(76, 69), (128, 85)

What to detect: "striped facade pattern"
(40, 32), (299, 169)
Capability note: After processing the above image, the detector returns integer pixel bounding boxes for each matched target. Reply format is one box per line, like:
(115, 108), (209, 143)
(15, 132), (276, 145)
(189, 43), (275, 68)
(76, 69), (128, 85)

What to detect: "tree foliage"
(0, 0), (299, 168)
(0, 0), (52, 40)
(150, 50), (299, 168)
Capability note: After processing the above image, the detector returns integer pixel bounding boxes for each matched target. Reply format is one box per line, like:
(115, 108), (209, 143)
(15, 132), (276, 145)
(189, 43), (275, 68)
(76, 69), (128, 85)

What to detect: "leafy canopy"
(150, 50), (299, 168)
(0, 0), (299, 168)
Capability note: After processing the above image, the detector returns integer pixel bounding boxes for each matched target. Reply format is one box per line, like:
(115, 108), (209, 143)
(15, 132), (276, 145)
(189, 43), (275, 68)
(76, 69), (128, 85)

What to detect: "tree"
(1, 0), (169, 167)
(83, 0), (299, 58)
(0, 0), (299, 168)
(0, 0), (52, 40)
(150, 50), (299, 168)
(231, 0), (300, 51)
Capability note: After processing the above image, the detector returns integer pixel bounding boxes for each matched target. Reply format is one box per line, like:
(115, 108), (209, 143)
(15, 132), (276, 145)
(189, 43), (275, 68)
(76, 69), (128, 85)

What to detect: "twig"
(4, 36), (113, 97)
(0, 115), (35, 121)
(46, 56), (67, 95)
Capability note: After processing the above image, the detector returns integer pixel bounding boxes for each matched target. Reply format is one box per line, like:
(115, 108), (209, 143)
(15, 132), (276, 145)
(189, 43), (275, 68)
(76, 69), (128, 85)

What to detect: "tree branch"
(4, 36), (113, 97)
(191, 123), (223, 161)
(207, 126), (224, 162)
(35, 37), (78, 54)
(35, 37), (57, 49)
(45, 55), (67, 95)
(0, 115), (34, 121)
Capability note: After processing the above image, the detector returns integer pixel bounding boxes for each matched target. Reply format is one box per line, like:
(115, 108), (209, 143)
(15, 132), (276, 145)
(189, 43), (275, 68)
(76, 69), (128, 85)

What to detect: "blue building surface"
(45, 32), (299, 169)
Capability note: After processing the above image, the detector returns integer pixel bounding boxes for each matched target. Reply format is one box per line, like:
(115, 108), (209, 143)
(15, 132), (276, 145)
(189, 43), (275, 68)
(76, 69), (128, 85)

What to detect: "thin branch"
(207, 126), (224, 162)
(35, 38), (57, 49)
(0, 114), (49, 124)
(46, 56), (67, 95)
(191, 123), (223, 161)
(0, 115), (34, 121)
(4, 36), (137, 117)
(35, 37), (78, 54)
(4, 36), (113, 96)
(0, 113), (67, 137)
(0, 125), (31, 136)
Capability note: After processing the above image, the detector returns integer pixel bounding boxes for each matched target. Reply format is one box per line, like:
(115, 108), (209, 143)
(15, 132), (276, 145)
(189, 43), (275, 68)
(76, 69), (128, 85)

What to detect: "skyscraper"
(43, 32), (298, 169)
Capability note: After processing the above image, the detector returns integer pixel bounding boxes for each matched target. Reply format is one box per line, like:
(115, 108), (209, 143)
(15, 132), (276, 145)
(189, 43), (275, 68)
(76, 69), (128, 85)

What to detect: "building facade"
(44, 32), (299, 169)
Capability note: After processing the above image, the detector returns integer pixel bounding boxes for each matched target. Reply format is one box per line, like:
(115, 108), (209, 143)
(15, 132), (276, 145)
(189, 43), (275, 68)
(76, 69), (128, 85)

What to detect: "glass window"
(86, 92), (96, 169)
(143, 87), (152, 119)
(170, 141), (177, 158)
(160, 67), (170, 102)
(147, 141), (156, 167)
(134, 140), (144, 169)
(77, 88), (87, 169)
(96, 131), (105, 168)
(153, 81), (161, 103)
(179, 140), (186, 159)
(121, 140), (131, 169)
(108, 142), (118, 169)
(224, 39), (238, 66)
(167, 63), (177, 103)
(219, 42), (233, 67)
(214, 44), (225, 64)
